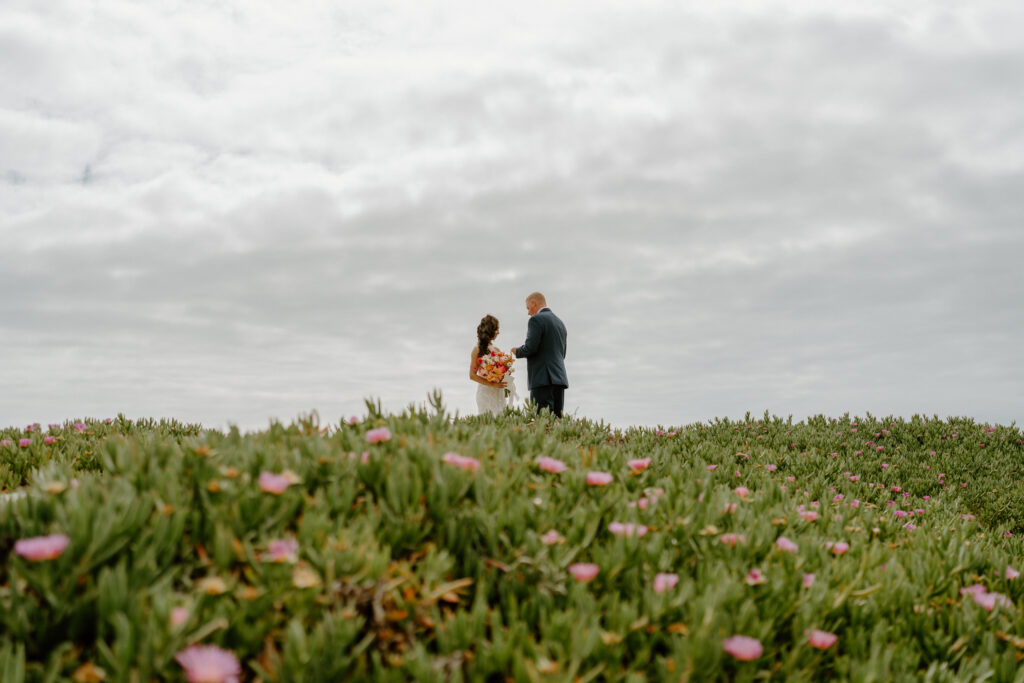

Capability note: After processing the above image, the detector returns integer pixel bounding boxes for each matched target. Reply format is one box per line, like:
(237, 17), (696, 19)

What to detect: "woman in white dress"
(470, 314), (516, 416)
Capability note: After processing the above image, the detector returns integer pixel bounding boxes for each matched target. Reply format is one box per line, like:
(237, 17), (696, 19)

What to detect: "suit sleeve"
(515, 315), (544, 358)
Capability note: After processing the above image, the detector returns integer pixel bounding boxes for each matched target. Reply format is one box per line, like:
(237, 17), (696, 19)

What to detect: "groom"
(510, 292), (568, 417)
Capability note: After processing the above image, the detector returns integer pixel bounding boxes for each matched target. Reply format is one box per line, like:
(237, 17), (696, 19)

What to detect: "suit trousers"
(530, 385), (565, 418)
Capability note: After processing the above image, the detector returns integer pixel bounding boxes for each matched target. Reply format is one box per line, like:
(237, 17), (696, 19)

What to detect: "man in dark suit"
(510, 292), (568, 417)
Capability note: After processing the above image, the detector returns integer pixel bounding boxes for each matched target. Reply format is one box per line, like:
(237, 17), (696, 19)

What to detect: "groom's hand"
(509, 347), (516, 357)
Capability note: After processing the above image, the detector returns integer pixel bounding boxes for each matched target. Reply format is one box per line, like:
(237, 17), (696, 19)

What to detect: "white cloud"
(1, 0), (1021, 430)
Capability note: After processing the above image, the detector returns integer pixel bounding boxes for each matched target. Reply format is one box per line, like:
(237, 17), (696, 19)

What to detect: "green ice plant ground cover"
(1, 398), (1023, 682)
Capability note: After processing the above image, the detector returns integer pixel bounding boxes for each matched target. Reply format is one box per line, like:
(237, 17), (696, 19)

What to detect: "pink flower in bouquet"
(536, 456), (567, 473)
(723, 635), (763, 661)
(263, 538), (299, 563)
(14, 534), (70, 561)
(627, 458), (651, 471)
(175, 645), (241, 683)
(1007, 566), (1020, 580)
(568, 563), (599, 582)
(586, 472), (613, 486)
(365, 427), (391, 443)
(803, 573), (816, 588)
(807, 629), (838, 649)
(258, 472), (291, 495)
(442, 452), (480, 471)
(776, 536), (798, 553)
(608, 522), (647, 537)
(652, 572), (679, 593)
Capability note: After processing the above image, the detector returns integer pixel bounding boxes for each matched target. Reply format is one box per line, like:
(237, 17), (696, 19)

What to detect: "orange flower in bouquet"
(476, 349), (515, 385)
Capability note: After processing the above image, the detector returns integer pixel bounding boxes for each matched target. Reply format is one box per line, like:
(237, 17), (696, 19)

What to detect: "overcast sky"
(2, 0), (1021, 432)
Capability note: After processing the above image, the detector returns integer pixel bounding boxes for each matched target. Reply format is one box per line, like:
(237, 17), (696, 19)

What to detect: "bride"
(470, 314), (517, 416)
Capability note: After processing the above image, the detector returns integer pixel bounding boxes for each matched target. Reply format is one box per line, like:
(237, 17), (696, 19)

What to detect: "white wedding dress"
(476, 345), (519, 416)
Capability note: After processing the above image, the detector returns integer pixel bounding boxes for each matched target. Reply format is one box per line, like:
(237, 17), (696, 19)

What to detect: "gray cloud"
(1, 1), (1022, 430)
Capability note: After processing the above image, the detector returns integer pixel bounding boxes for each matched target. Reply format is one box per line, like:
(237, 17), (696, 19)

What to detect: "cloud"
(1, 0), (1021, 430)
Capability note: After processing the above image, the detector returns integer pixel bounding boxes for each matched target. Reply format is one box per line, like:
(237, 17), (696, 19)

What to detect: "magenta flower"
(776, 536), (798, 553)
(536, 456), (567, 473)
(627, 458), (651, 471)
(653, 573), (679, 593)
(746, 568), (766, 585)
(880, 463), (889, 469)
(170, 607), (190, 627)
(894, 510), (908, 519)
(262, 538), (299, 563)
(1004, 531), (1014, 538)
(348, 416), (360, 425)
(541, 530), (564, 545)
(1006, 566), (1019, 580)
(441, 453), (480, 471)
(73, 423), (85, 432)
(174, 645), (241, 683)
(0, 440), (10, 447)
(722, 502), (738, 514)
(608, 522), (648, 537)
(803, 573), (816, 588)
(734, 486), (750, 498)
(14, 534), (71, 561)
(849, 475), (859, 482)
(722, 635), (763, 661)
(720, 533), (745, 547)
(799, 510), (819, 522)
(785, 476), (796, 482)
(18, 438), (31, 447)
(586, 472), (613, 486)
(706, 464), (717, 471)
(568, 563), (599, 582)
(43, 436), (55, 445)
(826, 541), (849, 556)
(972, 591), (1012, 611)
(365, 427), (391, 443)
(849, 499), (860, 508)
(904, 523), (917, 531)
(807, 629), (838, 650)
(258, 472), (291, 495)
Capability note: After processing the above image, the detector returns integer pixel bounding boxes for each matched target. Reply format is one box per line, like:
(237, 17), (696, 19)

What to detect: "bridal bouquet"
(476, 349), (515, 388)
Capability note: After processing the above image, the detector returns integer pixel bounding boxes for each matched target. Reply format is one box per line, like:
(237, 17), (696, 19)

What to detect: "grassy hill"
(1, 397), (1023, 681)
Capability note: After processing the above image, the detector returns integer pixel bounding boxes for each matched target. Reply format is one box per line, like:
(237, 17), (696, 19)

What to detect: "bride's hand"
(493, 381), (507, 388)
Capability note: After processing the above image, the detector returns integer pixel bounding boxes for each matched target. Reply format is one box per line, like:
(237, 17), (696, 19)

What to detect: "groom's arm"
(515, 315), (544, 358)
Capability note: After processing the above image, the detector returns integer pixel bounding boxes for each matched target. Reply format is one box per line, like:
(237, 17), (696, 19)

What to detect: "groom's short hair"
(526, 292), (546, 306)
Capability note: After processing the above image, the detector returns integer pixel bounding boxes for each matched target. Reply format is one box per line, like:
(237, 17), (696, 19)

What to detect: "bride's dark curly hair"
(476, 315), (499, 356)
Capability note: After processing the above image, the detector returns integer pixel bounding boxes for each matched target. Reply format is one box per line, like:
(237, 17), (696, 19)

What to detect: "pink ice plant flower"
(706, 464), (717, 471)
(365, 427), (391, 443)
(263, 538), (299, 563)
(73, 423), (86, 432)
(776, 536), (798, 553)
(586, 471), (613, 486)
(174, 644), (241, 683)
(541, 530), (564, 545)
(1006, 566), (1019, 580)
(807, 629), (838, 650)
(18, 438), (31, 447)
(799, 510), (819, 522)
(734, 486), (750, 497)
(627, 457), (651, 471)
(608, 522), (648, 537)
(170, 607), (190, 627)
(972, 591), (1012, 611)
(14, 534), (71, 561)
(746, 568), (766, 585)
(43, 436), (55, 445)
(0, 440), (10, 447)
(722, 635), (763, 661)
(720, 533), (745, 547)
(653, 573), (679, 593)
(258, 472), (291, 495)
(826, 541), (849, 556)
(803, 573), (816, 588)
(536, 456), (567, 473)
(568, 563), (600, 582)
(442, 453), (480, 471)
(766, 464), (777, 471)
